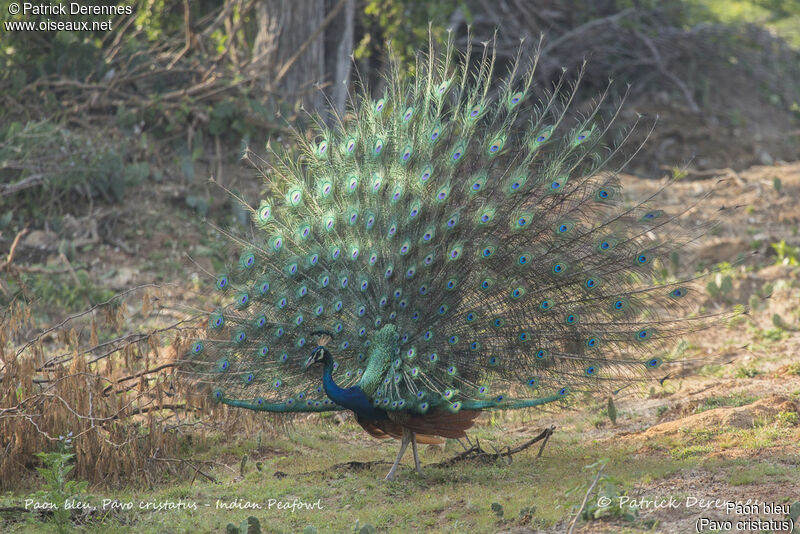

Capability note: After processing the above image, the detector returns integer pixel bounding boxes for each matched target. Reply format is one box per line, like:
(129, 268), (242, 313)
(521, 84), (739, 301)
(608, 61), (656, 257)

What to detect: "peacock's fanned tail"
(177, 37), (731, 417)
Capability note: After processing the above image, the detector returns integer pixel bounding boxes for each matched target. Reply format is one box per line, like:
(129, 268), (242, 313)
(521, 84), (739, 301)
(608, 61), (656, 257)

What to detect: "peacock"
(178, 36), (727, 480)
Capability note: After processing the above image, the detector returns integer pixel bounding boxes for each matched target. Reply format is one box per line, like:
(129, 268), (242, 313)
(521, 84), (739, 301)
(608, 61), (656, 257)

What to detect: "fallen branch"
(0, 175), (45, 196)
(433, 425), (556, 468)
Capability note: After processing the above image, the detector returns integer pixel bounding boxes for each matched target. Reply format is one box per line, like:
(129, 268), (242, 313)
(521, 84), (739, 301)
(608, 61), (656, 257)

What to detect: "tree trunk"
(325, 0), (354, 118)
(253, 0), (325, 112)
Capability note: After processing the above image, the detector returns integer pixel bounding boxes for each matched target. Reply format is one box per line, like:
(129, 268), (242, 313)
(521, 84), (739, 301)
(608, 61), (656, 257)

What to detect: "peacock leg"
(410, 431), (423, 476)
(385, 428), (411, 480)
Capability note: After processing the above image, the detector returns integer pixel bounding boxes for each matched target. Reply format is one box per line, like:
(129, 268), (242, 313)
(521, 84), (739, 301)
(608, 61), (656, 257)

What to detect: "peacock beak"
(304, 347), (323, 368)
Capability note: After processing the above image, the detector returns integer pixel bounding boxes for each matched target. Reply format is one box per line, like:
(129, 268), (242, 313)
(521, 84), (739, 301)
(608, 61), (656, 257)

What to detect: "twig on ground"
(149, 453), (220, 484)
(568, 464), (606, 534)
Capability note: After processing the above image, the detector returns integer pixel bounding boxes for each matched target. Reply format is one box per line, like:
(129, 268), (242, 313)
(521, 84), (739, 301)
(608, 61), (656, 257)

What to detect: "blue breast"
(333, 386), (389, 420)
(322, 361), (387, 420)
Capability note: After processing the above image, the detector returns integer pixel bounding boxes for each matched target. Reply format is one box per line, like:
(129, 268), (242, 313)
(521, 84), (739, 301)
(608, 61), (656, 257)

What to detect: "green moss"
(695, 394), (757, 413)
(670, 445), (714, 460)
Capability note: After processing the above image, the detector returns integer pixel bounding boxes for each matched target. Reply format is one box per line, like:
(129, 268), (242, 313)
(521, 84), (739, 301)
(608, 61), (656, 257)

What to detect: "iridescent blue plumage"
(315, 347), (388, 421)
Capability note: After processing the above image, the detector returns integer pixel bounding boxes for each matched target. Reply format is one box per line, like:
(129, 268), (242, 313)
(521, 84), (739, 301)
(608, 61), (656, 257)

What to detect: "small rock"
(22, 229), (58, 250)
(758, 150), (773, 166)
(107, 266), (136, 289)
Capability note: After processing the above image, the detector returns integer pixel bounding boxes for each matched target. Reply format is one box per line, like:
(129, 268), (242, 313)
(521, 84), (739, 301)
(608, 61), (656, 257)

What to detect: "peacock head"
(304, 329), (334, 368)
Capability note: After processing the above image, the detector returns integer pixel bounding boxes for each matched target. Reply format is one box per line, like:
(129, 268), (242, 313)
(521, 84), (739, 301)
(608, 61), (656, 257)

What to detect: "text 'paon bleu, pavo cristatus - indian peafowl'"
(178, 37), (728, 480)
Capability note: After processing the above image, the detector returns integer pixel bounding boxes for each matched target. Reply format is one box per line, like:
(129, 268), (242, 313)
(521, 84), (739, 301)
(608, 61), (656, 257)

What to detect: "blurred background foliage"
(0, 0), (798, 235)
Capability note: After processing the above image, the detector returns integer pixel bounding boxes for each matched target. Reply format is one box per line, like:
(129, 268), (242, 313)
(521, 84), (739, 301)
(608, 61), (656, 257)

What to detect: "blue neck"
(318, 349), (387, 420)
(320, 352), (345, 400)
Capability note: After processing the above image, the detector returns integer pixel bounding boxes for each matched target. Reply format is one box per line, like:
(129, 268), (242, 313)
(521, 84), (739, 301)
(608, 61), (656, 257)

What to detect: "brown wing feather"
(411, 434), (445, 445)
(354, 418), (392, 440)
(355, 410), (479, 443)
(400, 410), (480, 439)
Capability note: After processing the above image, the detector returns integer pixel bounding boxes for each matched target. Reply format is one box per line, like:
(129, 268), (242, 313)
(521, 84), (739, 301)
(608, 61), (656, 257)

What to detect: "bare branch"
(568, 464), (606, 534)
